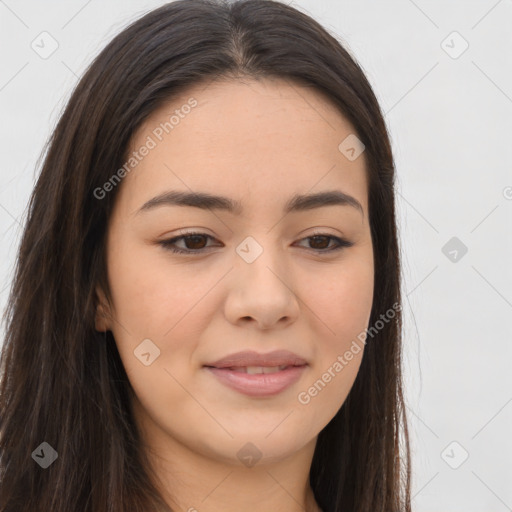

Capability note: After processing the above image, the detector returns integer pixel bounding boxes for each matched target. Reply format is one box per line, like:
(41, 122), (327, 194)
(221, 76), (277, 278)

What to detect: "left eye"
(158, 232), (353, 255)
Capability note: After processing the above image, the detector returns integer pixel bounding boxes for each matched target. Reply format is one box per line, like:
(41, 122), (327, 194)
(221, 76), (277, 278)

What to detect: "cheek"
(305, 252), (374, 350)
(297, 253), (373, 419)
(106, 236), (216, 339)
(105, 249), (210, 426)
(105, 240), (226, 400)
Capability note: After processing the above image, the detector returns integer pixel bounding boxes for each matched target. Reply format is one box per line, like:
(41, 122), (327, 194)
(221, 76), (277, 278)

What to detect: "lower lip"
(205, 365), (307, 397)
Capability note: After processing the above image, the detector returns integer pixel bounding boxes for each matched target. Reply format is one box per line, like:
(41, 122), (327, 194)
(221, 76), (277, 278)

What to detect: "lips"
(203, 350), (308, 397)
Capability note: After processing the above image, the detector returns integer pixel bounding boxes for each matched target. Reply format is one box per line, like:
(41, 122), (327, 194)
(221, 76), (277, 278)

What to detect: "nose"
(223, 241), (300, 331)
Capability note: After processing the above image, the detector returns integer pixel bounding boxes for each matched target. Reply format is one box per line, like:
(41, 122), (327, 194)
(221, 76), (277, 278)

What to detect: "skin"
(95, 77), (374, 512)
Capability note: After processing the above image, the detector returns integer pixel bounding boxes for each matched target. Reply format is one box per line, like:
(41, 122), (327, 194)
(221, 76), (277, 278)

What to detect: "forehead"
(117, 78), (368, 218)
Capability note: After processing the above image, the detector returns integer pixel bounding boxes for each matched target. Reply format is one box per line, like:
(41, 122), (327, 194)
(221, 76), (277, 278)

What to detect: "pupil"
(186, 235), (206, 249)
(311, 235), (329, 249)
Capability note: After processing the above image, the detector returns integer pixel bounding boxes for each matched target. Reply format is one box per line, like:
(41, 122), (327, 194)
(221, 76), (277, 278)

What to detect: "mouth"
(205, 364), (301, 373)
(203, 363), (308, 397)
(204, 349), (308, 369)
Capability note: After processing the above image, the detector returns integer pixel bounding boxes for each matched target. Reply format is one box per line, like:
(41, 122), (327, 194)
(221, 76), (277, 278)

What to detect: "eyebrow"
(135, 189), (364, 217)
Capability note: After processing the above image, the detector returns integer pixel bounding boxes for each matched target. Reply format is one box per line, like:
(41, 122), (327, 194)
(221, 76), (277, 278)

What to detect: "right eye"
(159, 232), (219, 254)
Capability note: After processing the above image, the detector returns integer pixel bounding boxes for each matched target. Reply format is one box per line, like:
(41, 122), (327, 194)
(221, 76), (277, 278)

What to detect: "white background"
(1, 1), (511, 510)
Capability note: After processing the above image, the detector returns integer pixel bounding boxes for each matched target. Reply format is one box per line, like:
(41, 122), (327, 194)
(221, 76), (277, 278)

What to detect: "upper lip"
(204, 350), (308, 369)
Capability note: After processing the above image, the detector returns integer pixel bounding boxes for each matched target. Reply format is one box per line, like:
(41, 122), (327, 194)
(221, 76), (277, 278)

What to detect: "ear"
(94, 284), (112, 332)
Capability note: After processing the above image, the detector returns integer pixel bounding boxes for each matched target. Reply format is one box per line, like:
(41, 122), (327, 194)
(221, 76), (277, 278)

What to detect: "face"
(95, 78), (374, 468)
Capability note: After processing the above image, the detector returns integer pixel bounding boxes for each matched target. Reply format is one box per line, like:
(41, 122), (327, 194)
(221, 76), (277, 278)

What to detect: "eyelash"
(158, 231), (354, 255)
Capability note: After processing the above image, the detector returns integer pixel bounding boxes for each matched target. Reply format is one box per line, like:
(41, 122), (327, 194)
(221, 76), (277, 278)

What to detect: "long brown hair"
(0, 1), (411, 510)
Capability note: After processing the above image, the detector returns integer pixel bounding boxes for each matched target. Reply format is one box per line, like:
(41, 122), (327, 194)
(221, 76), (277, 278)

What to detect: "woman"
(0, 0), (411, 510)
